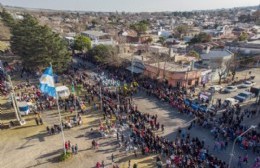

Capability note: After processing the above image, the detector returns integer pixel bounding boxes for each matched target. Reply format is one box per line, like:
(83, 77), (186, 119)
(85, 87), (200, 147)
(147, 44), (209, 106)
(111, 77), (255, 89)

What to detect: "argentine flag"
(39, 67), (56, 98)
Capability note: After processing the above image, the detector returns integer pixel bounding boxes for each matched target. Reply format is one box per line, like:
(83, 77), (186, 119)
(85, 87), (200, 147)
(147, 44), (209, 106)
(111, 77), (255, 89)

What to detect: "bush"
(59, 151), (72, 161)
(133, 163), (138, 168)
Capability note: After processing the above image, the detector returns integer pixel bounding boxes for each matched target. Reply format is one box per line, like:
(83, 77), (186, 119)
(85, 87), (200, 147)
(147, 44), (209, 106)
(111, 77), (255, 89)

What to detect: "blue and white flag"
(39, 67), (56, 98)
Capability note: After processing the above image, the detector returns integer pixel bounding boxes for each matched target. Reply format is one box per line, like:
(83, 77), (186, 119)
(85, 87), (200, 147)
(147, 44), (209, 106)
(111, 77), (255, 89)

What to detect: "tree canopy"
(189, 33), (212, 44)
(88, 44), (120, 66)
(238, 32), (248, 41)
(1, 11), (71, 72)
(188, 50), (200, 59)
(174, 25), (189, 38)
(73, 35), (91, 52)
(130, 20), (149, 36)
(0, 9), (16, 28)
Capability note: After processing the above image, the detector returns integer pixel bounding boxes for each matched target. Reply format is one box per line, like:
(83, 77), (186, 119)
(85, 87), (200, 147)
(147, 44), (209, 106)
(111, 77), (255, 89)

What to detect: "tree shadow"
(36, 149), (62, 163)
(12, 125), (37, 130)
(25, 131), (48, 142)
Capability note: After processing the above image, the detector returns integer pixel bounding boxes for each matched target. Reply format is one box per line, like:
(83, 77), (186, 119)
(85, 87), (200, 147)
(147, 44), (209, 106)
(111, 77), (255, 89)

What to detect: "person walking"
(71, 145), (75, 154)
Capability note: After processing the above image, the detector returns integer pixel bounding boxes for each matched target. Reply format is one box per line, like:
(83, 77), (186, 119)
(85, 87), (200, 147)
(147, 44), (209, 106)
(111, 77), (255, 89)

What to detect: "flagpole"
(50, 64), (66, 155)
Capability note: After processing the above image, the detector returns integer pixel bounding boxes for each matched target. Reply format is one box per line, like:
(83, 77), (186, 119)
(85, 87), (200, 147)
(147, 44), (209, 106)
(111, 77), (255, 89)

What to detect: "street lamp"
(228, 125), (257, 168)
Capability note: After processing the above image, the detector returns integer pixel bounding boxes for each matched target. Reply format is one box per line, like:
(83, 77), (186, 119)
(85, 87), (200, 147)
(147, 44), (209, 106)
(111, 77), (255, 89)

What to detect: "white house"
(200, 48), (234, 81)
(81, 30), (116, 47)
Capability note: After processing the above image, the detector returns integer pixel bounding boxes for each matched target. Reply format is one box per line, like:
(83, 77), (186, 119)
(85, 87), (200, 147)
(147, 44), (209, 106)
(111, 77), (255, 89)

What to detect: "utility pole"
(100, 84), (102, 111)
(8, 75), (24, 125)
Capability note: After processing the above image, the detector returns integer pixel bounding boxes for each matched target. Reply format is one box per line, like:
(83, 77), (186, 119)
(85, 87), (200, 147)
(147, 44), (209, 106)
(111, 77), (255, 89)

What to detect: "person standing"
(65, 141), (68, 151)
(71, 145), (75, 154)
(75, 144), (78, 154)
(68, 140), (71, 150)
(111, 153), (114, 163)
(128, 160), (131, 168)
(39, 117), (43, 125)
(101, 160), (105, 168)
(35, 117), (39, 125)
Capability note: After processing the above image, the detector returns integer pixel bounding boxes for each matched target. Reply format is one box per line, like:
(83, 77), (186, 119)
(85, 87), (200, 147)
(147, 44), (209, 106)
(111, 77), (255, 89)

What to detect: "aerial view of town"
(0, 0), (259, 168)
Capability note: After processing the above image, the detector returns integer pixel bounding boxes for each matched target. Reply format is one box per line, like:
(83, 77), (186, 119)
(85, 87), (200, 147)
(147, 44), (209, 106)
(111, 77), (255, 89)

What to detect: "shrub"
(59, 151), (72, 161)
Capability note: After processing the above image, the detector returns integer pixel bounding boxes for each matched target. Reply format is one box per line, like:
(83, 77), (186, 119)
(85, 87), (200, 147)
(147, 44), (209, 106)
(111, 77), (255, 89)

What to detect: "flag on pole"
(39, 67), (56, 98)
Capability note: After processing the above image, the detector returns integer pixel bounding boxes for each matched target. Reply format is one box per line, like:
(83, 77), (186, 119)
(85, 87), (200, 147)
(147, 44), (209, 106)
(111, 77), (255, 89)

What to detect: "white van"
(56, 86), (70, 99)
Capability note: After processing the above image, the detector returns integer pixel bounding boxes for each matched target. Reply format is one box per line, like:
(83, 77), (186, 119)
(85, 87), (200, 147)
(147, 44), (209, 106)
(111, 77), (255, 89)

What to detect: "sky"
(0, 0), (259, 12)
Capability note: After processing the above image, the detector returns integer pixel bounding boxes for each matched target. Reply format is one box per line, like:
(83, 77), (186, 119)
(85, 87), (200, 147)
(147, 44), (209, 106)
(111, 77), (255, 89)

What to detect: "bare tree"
(211, 58), (229, 84)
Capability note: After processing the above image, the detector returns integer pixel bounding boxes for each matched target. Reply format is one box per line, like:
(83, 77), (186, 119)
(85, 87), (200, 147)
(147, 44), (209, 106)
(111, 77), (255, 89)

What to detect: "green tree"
(175, 25), (189, 38)
(145, 37), (153, 44)
(73, 35), (91, 52)
(158, 36), (166, 46)
(189, 33), (212, 44)
(188, 50), (200, 59)
(0, 9), (16, 28)
(9, 14), (70, 72)
(238, 32), (248, 41)
(130, 21), (148, 36)
(88, 44), (120, 66)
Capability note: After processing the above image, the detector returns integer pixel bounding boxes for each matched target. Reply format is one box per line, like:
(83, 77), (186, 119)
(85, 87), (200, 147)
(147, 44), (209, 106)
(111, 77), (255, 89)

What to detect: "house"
(118, 30), (138, 43)
(144, 62), (201, 87)
(158, 27), (172, 38)
(81, 30), (116, 47)
(200, 48), (233, 81)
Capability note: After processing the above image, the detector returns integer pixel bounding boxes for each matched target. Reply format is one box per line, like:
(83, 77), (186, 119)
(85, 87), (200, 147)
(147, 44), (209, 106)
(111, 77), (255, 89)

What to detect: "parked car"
(224, 98), (239, 106)
(238, 81), (256, 88)
(208, 85), (223, 92)
(223, 86), (237, 93)
(234, 91), (255, 102)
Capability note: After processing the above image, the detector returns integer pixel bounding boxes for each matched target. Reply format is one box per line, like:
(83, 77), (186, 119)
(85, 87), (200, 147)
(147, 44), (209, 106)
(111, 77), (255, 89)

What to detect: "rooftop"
(147, 62), (192, 72)
(200, 49), (233, 60)
(81, 30), (108, 37)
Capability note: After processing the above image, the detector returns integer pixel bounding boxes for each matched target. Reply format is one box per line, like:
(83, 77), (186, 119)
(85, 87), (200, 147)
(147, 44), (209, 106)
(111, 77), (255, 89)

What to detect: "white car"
(238, 81), (256, 88)
(224, 98), (239, 106)
(208, 85), (223, 92)
(223, 86), (237, 93)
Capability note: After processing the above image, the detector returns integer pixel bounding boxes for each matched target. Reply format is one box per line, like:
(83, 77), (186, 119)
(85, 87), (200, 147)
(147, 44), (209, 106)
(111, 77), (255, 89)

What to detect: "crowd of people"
(4, 56), (258, 167)
(71, 55), (260, 167)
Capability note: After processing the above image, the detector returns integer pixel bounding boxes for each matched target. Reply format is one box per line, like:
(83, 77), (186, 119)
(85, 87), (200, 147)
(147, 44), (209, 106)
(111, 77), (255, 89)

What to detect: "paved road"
(133, 90), (259, 168)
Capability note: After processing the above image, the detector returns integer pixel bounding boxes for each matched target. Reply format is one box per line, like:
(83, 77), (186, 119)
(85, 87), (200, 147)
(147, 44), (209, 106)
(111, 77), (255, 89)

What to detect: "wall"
(144, 64), (201, 87)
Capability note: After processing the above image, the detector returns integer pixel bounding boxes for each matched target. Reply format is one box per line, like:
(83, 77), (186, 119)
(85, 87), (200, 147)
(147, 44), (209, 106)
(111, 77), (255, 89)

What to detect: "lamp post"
(228, 125), (257, 168)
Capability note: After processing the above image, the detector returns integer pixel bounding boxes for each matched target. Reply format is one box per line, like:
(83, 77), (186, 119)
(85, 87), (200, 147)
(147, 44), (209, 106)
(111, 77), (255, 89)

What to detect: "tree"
(88, 44), (121, 66)
(188, 50), (200, 59)
(189, 33), (212, 44)
(73, 35), (91, 52)
(228, 54), (239, 81)
(91, 19), (98, 26)
(158, 37), (166, 46)
(145, 37), (153, 44)
(9, 14), (70, 72)
(0, 9), (16, 28)
(238, 32), (248, 41)
(210, 58), (228, 85)
(174, 25), (189, 38)
(130, 21), (148, 36)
